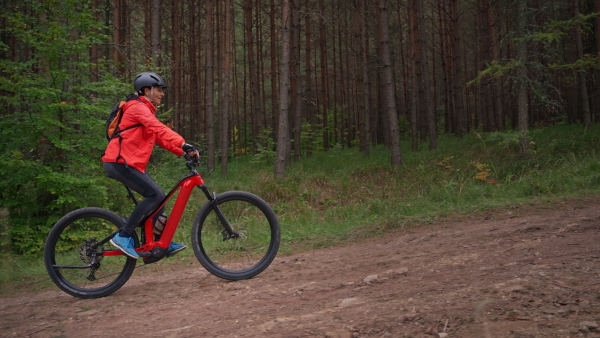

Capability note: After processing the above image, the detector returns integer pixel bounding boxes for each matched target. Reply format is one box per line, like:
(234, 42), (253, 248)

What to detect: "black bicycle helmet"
(133, 72), (167, 92)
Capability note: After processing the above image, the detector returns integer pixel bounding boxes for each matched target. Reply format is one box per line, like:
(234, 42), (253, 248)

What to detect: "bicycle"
(44, 157), (281, 299)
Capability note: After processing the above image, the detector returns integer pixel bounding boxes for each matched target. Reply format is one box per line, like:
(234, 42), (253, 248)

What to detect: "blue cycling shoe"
(110, 232), (139, 259)
(167, 242), (187, 256)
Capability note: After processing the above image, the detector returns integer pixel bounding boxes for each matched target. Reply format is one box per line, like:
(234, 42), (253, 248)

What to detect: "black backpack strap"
(111, 123), (143, 140)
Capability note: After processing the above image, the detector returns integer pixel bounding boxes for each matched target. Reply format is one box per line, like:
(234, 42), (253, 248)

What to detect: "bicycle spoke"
(44, 208), (137, 298)
(193, 191), (280, 280)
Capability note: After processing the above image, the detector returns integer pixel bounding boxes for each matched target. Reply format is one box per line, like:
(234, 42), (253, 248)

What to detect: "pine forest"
(1, 0), (599, 253)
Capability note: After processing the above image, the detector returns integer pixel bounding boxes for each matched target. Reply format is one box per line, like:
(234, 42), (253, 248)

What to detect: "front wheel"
(192, 191), (280, 280)
(44, 207), (138, 298)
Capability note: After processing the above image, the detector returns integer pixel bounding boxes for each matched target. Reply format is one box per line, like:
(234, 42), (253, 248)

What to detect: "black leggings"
(103, 162), (165, 237)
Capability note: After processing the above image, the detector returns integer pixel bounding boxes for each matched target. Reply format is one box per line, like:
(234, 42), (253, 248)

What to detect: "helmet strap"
(142, 87), (153, 103)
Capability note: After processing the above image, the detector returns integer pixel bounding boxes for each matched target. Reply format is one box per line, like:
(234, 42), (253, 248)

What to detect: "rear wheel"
(44, 207), (137, 298)
(192, 191), (280, 280)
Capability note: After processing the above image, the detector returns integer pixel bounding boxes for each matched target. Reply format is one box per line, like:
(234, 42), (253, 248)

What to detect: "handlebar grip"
(183, 154), (200, 169)
(183, 148), (204, 169)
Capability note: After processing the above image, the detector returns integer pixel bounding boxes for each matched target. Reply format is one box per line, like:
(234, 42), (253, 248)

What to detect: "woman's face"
(145, 86), (165, 106)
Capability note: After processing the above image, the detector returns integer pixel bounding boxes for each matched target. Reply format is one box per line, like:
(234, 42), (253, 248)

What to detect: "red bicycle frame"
(102, 164), (220, 260)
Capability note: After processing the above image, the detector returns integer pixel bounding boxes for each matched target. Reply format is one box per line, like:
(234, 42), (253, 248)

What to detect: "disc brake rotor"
(79, 238), (104, 265)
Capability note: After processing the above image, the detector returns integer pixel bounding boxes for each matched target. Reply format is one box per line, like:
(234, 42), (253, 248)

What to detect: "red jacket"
(102, 96), (185, 173)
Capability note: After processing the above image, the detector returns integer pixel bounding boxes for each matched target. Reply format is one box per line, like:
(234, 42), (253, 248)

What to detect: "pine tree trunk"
(305, 2), (314, 156)
(450, 0), (465, 136)
(188, 5), (198, 143)
(437, 1), (450, 135)
(221, 0), (233, 176)
(332, 6), (340, 145)
(270, 0), (279, 144)
(171, 0), (181, 134)
(379, 0), (402, 167)
(353, 1), (364, 152)
(408, 0), (419, 150)
(594, 0), (600, 124)
(516, 0), (529, 158)
(275, 0), (292, 178)
(360, 0), (370, 156)
(245, 0), (264, 149)
(417, 0), (436, 150)
(112, 0), (126, 75)
(479, 0), (494, 131)
(90, 0), (99, 84)
(573, 0), (591, 128)
(318, 0), (329, 150)
(206, 0), (215, 170)
(151, 0), (160, 65)
(291, 0), (302, 161)
(486, 0), (504, 130)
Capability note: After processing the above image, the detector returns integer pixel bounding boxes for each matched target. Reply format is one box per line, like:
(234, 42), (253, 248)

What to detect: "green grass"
(1, 123), (599, 294)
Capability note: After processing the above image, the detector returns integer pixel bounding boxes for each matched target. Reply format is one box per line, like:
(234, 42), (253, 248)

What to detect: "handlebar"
(184, 149), (206, 172)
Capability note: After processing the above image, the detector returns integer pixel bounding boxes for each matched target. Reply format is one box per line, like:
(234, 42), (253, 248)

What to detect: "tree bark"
(112, 0), (126, 75)
(318, 0), (329, 150)
(151, 0), (160, 65)
(171, 0), (181, 133)
(596, 0), (600, 57)
(221, 0), (233, 176)
(90, 0), (99, 84)
(144, 1), (151, 62)
(270, 0), (279, 144)
(408, 0), (419, 150)
(379, 0), (402, 167)
(516, 0), (529, 158)
(437, 1), (450, 135)
(245, 0), (264, 149)
(416, 0), (436, 150)
(450, 0), (465, 137)
(188, 4), (199, 142)
(206, 0), (215, 170)
(485, 0), (504, 131)
(275, 0), (292, 178)
(360, 0), (370, 156)
(332, 5), (340, 145)
(479, 0), (494, 131)
(305, 1), (314, 156)
(573, 0), (591, 129)
(291, 0), (302, 161)
(594, 0), (600, 124)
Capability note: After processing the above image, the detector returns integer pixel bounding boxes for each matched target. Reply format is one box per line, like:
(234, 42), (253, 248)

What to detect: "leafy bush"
(0, 0), (129, 254)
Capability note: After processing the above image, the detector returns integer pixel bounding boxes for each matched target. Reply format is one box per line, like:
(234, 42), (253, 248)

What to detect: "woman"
(103, 72), (199, 259)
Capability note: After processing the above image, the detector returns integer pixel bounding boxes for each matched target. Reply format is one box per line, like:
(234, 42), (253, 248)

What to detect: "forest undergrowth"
(1, 124), (599, 294)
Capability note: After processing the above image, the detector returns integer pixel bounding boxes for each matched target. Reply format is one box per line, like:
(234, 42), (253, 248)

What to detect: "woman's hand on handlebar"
(182, 143), (200, 164)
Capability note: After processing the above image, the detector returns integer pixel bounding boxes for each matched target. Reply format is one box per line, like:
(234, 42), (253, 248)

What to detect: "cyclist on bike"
(102, 72), (199, 259)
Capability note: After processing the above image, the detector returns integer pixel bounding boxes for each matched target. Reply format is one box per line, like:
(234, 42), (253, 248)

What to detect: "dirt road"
(1, 196), (600, 337)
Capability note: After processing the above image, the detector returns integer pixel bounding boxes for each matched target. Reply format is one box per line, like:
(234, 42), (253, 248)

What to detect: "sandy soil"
(1, 196), (600, 337)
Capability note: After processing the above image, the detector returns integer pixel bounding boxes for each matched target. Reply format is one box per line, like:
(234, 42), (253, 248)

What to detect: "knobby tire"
(191, 191), (280, 280)
(44, 207), (137, 299)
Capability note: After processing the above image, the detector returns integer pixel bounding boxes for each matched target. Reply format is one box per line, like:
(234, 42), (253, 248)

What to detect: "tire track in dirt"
(1, 197), (599, 337)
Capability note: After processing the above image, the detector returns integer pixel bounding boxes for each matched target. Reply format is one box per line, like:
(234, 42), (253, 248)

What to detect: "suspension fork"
(197, 184), (239, 239)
